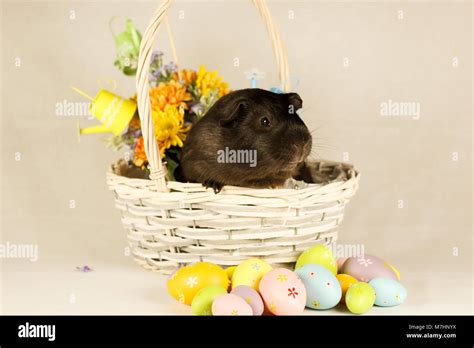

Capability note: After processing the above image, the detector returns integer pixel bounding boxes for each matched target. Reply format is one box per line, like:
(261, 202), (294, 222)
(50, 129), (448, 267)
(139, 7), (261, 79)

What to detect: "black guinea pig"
(177, 88), (312, 193)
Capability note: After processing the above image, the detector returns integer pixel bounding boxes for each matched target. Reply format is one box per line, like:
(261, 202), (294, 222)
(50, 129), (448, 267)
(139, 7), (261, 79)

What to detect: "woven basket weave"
(106, 0), (360, 274)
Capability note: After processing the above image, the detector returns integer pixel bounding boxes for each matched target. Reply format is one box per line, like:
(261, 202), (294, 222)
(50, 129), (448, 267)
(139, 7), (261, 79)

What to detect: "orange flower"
(149, 80), (191, 112)
(133, 136), (147, 167)
(173, 69), (197, 85)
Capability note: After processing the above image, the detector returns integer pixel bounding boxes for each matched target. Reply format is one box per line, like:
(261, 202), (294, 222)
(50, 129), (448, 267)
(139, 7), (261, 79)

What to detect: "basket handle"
(136, 0), (290, 191)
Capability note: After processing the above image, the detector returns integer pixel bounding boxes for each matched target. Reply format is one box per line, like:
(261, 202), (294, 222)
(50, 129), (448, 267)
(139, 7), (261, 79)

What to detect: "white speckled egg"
(369, 278), (407, 307)
(295, 264), (341, 310)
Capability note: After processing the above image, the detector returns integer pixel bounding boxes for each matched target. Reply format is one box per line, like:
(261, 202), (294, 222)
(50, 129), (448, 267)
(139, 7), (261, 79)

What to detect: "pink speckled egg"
(340, 254), (397, 282)
(337, 257), (348, 272)
(258, 268), (306, 315)
(231, 285), (264, 316)
(211, 294), (253, 316)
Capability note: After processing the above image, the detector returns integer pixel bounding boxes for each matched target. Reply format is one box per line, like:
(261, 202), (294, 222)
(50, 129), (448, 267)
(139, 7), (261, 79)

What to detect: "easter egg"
(337, 257), (348, 272)
(295, 244), (337, 275)
(336, 274), (358, 304)
(191, 285), (228, 315)
(340, 254), (397, 282)
(232, 258), (272, 290)
(345, 282), (375, 314)
(259, 268), (306, 315)
(295, 264), (341, 310)
(167, 262), (229, 305)
(226, 266), (237, 280)
(212, 294), (253, 316)
(389, 264), (401, 280)
(369, 278), (407, 307)
(231, 285), (264, 316)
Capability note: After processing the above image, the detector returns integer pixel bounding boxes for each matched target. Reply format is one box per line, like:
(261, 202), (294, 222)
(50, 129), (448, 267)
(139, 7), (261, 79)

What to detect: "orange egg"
(167, 262), (230, 305)
(336, 274), (358, 304)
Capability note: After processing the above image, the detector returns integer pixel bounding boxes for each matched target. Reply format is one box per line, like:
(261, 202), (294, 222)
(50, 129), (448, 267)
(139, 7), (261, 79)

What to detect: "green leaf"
(165, 156), (179, 181)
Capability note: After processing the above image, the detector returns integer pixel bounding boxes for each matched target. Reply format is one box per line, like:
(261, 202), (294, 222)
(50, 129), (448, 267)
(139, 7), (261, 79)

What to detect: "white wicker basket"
(106, 0), (360, 274)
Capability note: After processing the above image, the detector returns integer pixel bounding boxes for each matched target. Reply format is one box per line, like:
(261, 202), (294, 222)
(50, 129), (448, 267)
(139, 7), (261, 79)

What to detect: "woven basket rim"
(107, 159), (360, 195)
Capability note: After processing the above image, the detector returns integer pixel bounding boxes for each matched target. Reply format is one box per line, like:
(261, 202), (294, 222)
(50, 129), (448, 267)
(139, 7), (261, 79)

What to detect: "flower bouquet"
(78, 18), (231, 181)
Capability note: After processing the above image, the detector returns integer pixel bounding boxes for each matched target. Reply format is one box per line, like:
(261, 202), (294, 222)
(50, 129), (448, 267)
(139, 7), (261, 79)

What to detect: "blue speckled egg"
(369, 278), (407, 307)
(295, 264), (341, 310)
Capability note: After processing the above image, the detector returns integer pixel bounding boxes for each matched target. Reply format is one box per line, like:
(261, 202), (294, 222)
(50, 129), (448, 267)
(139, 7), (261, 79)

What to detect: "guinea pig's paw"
(203, 179), (224, 194)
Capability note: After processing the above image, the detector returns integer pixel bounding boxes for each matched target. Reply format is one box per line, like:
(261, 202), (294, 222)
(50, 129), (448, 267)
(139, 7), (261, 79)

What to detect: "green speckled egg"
(295, 244), (337, 275)
(345, 282), (375, 314)
(191, 285), (228, 315)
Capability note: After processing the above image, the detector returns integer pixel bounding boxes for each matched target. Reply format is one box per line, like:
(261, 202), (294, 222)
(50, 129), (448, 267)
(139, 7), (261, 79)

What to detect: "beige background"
(0, 0), (472, 314)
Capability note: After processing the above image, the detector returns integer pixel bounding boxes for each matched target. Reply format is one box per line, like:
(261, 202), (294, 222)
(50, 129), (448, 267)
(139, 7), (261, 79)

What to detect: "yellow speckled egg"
(232, 258), (272, 290)
(167, 262), (229, 305)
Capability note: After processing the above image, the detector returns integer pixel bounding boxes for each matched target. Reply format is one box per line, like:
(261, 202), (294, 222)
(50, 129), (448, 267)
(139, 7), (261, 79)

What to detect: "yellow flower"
(152, 105), (190, 158)
(196, 65), (230, 98)
(149, 80), (191, 112)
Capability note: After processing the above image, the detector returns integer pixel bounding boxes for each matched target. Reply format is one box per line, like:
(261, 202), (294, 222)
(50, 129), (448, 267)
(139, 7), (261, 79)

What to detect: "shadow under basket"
(106, 160), (360, 274)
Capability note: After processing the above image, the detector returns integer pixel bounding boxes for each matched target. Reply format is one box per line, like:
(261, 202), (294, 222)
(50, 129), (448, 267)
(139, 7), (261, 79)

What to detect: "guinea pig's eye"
(260, 117), (271, 127)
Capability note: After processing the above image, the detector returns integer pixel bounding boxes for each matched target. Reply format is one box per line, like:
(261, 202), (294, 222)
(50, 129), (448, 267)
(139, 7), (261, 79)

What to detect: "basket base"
(129, 237), (338, 275)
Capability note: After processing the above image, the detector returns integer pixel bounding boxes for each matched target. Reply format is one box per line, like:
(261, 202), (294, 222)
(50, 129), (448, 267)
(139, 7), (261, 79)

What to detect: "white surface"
(2, 256), (472, 315)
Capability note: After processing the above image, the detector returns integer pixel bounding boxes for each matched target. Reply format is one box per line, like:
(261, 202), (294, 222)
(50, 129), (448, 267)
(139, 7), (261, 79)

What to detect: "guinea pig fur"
(177, 88), (312, 193)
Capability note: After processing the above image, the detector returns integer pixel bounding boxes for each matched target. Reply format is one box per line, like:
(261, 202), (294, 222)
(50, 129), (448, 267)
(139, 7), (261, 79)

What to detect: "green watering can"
(111, 18), (142, 76)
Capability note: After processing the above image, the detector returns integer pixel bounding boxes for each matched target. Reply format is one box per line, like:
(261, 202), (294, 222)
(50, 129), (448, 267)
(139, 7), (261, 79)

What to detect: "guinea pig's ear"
(287, 93), (303, 114)
(218, 101), (249, 127)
